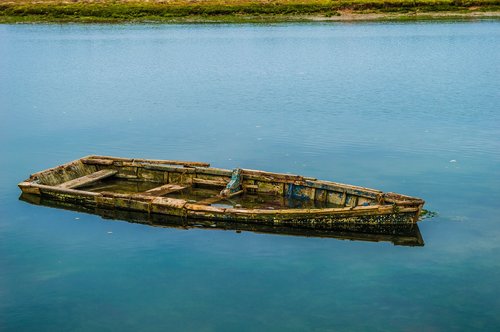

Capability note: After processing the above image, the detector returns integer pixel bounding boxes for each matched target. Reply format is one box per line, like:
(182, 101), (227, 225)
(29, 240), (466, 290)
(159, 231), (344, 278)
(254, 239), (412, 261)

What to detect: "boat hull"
(19, 155), (425, 227)
(20, 193), (424, 246)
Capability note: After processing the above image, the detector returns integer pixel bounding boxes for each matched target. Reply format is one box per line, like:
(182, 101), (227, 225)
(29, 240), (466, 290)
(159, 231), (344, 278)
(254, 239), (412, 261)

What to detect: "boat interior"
(21, 155), (424, 211)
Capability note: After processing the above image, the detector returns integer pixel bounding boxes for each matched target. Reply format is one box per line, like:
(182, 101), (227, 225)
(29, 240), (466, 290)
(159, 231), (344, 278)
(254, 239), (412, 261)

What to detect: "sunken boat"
(20, 193), (425, 246)
(18, 155), (425, 229)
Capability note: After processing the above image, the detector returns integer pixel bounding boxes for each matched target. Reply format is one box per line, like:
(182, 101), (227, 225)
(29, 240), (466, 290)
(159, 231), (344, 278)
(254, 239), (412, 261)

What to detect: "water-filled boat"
(18, 155), (425, 228)
(20, 192), (425, 246)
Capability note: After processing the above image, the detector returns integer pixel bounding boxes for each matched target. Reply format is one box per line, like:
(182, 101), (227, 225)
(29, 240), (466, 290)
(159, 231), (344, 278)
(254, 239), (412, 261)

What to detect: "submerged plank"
(196, 195), (225, 206)
(143, 184), (186, 196)
(57, 169), (117, 189)
(196, 190), (244, 205)
(193, 178), (228, 187)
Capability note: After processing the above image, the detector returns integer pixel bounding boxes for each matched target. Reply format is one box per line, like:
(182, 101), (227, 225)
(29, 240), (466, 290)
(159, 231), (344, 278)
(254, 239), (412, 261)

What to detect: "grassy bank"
(1, 0), (499, 23)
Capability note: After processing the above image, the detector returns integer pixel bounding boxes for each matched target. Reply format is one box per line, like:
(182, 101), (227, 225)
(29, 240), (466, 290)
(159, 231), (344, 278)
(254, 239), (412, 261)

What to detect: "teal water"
(1, 22), (500, 331)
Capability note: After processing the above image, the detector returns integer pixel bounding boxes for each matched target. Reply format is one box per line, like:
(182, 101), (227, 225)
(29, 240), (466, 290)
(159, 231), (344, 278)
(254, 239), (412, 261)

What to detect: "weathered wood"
(151, 197), (187, 217)
(18, 182), (41, 194)
(224, 207), (352, 216)
(351, 205), (381, 212)
(85, 155), (209, 167)
(185, 204), (227, 219)
(391, 200), (423, 207)
(305, 180), (382, 199)
(138, 159), (209, 167)
(384, 192), (425, 205)
(21, 194), (424, 246)
(196, 190), (243, 206)
(222, 205), (409, 218)
(115, 173), (139, 179)
(30, 158), (83, 179)
(395, 207), (420, 213)
(100, 192), (153, 202)
(194, 167), (233, 177)
(314, 189), (327, 202)
(414, 203), (424, 223)
(340, 191), (347, 206)
(137, 168), (164, 183)
(143, 184), (186, 196)
(142, 164), (196, 173)
(30, 159), (96, 186)
(29, 183), (101, 197)
(309, 179), (381, 194)
(347, 195), (358, 207)
(243, 168), (317, 181)
(81, 158), (114, 166)
(95, 195), (115, 207)
(193, 178), (228, 187)
(57, 170), (117, 189)
(20, 155), (425, 226)
(226, 190), (244, 198)
(185, 204), (226, 213)
(242, 169), (306, 182)
(114, 196), (152, 212)
(152, 197), (187, 208)
(110, 166), (138, 178)
(196, 195), (226, 205)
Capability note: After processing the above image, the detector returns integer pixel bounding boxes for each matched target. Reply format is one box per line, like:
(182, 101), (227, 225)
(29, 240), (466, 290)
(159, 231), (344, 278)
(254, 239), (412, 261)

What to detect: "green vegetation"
(0, 0), (499, 23)
(420, 209), (438, 220)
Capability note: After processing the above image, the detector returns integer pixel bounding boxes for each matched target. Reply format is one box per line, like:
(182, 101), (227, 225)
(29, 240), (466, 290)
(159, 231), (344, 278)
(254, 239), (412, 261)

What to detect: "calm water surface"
(1, 22), (500, 331)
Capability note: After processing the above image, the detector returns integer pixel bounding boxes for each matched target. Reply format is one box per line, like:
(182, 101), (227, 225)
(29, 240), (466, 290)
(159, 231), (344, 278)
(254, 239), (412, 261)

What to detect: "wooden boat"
(20, 193), (424, 246)
(18, 155), (425, 228)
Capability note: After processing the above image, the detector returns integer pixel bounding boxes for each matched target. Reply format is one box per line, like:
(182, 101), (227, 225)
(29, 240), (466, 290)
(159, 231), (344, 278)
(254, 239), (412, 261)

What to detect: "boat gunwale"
(84, 155), (423, 202)
(19, 181), (421, 216)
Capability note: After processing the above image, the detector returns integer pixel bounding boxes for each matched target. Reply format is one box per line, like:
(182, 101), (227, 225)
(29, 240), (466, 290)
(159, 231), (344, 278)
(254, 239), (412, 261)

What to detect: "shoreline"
(2, 12), (500, 24)
(1, 1), (499, 24)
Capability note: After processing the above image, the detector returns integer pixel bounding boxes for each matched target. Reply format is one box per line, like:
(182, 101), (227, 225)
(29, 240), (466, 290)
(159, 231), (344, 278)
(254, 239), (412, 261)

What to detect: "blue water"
(1, 22), (500, 331)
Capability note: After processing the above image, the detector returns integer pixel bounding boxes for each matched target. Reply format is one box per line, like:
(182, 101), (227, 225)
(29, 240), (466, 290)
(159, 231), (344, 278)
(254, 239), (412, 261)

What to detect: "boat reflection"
(20, 193), (424, 247)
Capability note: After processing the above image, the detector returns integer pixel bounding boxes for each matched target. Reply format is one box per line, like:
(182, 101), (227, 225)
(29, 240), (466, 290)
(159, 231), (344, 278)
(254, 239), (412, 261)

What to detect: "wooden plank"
(81, 158), (114, 166)
(30, 158), (83, 179)
(243, 184), (258, 190)
(226, 190), (244, 198)
(29, 183), (101, 197)
(18, 182), (41, 194)
(57, 169), (117, 189)
(185, 204), (226, 213)
(194, 167), (233, 177)
(85, 155), (209, 167)
(242, 169), (305, 182)
(143, 184), (186, 196)
(142, 164), (195, 173)
(150, 197), (188, 217)
(242, 168), (317, 181)
(193, 178), (228, 187)
(196, 195), (226, 205)
(197, 190), (244, 205)
(305, 180), (382, 199)
(340, 191), (347, 206)
(136, 159), (209, 167)
(384, 192), (424, 205)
